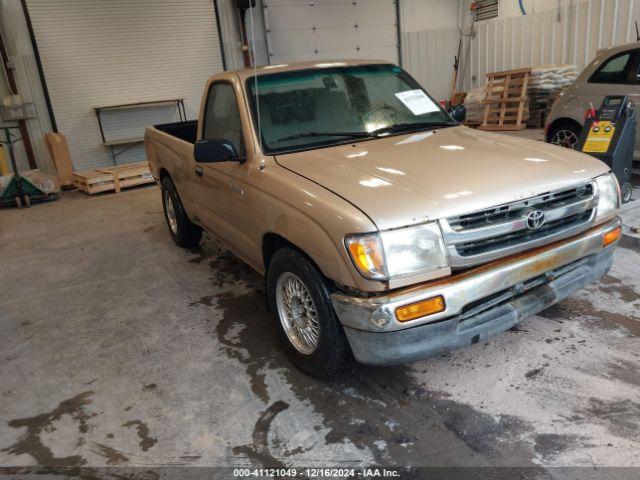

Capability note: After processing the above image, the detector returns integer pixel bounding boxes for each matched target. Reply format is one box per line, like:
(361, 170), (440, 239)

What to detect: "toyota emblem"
(525, 210), (546, 230)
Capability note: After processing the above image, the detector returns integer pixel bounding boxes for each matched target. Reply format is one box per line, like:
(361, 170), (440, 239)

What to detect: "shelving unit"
(94, 99), (186, 164)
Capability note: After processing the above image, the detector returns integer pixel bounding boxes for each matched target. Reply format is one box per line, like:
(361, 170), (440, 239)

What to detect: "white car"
(546, 42), (640, 159)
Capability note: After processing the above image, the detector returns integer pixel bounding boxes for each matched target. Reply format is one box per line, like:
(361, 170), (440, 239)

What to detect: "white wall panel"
(401, 28), (460, 101)
(24, 0), (225, 171)
(263, 0), (399, 65)
(399, 0), (461, 101)
(461, 0), (639, 91)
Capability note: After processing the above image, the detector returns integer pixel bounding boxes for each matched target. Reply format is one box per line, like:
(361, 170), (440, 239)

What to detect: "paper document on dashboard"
(395, 90), (440, 116)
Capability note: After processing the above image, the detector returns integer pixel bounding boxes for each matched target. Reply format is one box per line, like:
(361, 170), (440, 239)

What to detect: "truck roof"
(228, 59), (392, 81)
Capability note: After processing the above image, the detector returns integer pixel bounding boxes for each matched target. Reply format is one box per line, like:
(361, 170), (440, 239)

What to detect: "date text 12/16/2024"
(233, 468), (401, 478)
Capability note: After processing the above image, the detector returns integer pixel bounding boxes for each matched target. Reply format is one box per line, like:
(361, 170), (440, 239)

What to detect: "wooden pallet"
(479, 68), (531, 131)
(73, 161), (154, 194)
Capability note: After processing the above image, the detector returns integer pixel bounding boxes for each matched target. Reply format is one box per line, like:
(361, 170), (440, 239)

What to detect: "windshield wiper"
(273, 122), (458, 144)
(274, 131), (373, 143)
(370, 121), (458, 136)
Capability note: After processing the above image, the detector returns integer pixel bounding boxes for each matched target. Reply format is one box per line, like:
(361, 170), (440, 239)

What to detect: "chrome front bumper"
(330, 218), (620, 365)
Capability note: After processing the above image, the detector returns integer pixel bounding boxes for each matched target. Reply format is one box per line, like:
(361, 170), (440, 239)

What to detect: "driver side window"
(203, 82), (246, 157)
(589, 51), (634, 84)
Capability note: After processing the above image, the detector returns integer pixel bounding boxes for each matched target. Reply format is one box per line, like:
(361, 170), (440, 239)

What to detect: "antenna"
(636, 20), (639, 42)
(248, 4), (265, 171)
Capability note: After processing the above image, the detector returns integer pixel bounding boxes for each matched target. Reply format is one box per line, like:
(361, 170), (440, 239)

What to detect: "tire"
(548, 123), (581, 150)
(621, 182), (633, 203)
(266, 247), (352, 378)
(161, 176), (202, 248)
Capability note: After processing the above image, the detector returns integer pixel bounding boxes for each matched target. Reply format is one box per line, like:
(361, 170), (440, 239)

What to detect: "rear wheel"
(267, 247), (352, 378)
(161, 176), (202, 248)
(621, 182), (633, 203)
(548, 123), (581, 149)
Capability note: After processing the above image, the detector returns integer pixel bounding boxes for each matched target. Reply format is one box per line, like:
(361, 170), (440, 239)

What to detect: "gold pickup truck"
(145, 60), (621, 378)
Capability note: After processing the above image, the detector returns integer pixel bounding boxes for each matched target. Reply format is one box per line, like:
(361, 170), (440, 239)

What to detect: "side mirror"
(448, 105), (466, 123)
(194, 139), (242, 163)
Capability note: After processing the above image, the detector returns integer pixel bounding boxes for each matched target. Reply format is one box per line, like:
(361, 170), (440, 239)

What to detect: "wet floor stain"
(1, 391), (94, 466)
(606, 359), (640, 388)
(534, 433), (584, 461)
(188, 295), (215, 307)
(89, 442), (129, 465)
(187, 247), (208, 264)
(427, 393), (533, 459)
(582, 398), (640, 441)
(208, 250), (256, 288)
(618, 234), (640, 253)
(524, 367), (544, 380)
(122, 420), (157, 452)
(232, 401), (289, 468)
(215, 290), (274, 405)
(599, 275), (640, 304)
(540, 296), (640, 337)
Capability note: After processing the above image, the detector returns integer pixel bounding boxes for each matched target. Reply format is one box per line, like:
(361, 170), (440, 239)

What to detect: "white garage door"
(263, 0), (399, 65)
(25, 0), (225, 171)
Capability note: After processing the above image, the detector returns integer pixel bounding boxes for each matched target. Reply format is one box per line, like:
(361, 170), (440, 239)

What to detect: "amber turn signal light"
(395, 295), (446, 322)
(603, 225), (622, 247)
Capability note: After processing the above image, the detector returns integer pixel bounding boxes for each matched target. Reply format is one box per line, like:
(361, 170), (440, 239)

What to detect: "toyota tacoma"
(145, 60), (621, 378)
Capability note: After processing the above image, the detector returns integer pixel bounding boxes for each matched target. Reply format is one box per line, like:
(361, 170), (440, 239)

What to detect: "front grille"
(441, 182), (597, 268)
(448, 183), (594, 231)
(456, 210), (592, 257)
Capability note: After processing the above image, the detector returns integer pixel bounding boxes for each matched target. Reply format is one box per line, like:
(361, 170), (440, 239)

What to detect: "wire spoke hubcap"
(164, 190), (178, 234)
(275, 272), (320, 355)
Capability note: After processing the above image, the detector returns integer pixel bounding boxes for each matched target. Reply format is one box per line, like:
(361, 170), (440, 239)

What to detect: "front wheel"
(267, 248), (352, 378)
(548, 123), (581, 149)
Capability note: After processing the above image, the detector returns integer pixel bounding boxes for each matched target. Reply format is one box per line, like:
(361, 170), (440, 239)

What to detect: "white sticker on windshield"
(394, 89), (440, 116)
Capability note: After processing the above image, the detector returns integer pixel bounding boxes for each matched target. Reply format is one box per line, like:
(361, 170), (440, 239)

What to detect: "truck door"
(193, 81), (253, 254)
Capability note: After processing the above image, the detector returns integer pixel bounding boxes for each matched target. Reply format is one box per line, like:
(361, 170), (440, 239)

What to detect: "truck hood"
(275, 126), (609, 230)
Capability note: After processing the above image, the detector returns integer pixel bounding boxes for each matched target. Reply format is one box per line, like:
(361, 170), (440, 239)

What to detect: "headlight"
(345, 222), (448, 281)
(595, 172), (620, 223)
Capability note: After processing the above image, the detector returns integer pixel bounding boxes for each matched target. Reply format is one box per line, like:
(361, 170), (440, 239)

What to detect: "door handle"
(229, 183), (244, 195)
(195, 166), (203, 177)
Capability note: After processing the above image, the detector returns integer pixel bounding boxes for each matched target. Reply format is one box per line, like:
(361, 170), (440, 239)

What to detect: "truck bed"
(154, 120), (198, 144)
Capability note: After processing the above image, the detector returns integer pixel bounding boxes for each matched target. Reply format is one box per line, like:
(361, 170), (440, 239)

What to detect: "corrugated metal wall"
(462, 0), (639, 90)
(401, 28), (460, 101)
(399, 0), (461, 101)
(24, 0), (225, 171)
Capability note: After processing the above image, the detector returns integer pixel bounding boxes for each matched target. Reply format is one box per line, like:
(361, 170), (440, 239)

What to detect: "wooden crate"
(479, 68), (531, 131)
(73, 161), (154, 195)
(72, 170), (117, 194)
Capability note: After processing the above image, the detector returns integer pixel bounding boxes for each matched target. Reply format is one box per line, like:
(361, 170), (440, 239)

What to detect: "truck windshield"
(246, 64), (454, 154)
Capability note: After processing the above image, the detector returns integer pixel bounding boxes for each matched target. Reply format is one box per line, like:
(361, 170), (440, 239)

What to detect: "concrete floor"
(1, 184), (640, 474)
